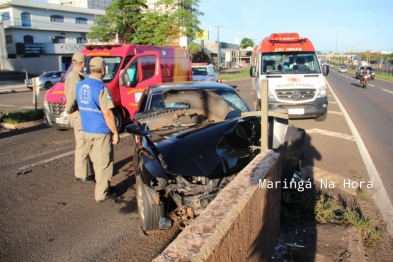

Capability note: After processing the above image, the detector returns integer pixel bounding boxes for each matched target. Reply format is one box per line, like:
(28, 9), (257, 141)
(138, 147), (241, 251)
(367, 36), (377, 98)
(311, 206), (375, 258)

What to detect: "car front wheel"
(44, 82), (52, 89)
(136, 175), (161, 234)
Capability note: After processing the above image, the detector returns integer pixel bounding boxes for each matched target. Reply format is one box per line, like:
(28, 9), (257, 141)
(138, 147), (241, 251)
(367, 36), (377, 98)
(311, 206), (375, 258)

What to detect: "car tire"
(112, 108), (124, 132)
(314, 111), (327, 122)
(44, 82), (52, 89)
(136, 175), (161, 234)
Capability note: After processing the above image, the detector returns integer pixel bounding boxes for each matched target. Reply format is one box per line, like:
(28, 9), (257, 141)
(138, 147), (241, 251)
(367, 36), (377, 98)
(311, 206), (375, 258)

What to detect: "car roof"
(147, 81), (234, 94)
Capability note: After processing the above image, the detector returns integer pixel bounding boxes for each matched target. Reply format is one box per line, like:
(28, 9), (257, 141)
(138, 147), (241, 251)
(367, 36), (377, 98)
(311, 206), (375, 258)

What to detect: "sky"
(196, 0), (393, 53)
(30, 0), (392, 53)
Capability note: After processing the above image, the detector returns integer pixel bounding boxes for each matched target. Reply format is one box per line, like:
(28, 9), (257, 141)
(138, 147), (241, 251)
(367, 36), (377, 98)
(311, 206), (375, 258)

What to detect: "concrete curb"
(153, 150), (281, 262)
(0, 119), (44, 130)
(0, 89), (17, 94)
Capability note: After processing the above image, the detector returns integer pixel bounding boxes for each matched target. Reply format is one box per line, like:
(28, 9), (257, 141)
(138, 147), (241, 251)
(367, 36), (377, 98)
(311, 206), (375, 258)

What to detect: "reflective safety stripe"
(78, 106), (102, 114)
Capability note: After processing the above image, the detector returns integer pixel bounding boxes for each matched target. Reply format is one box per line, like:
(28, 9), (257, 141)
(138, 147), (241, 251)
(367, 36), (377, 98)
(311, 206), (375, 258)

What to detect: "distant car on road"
(338, 65), (347, 73)
(192, 64), (218, 82)
(26, 71), (64, 90)
(356, 66), (375, 80)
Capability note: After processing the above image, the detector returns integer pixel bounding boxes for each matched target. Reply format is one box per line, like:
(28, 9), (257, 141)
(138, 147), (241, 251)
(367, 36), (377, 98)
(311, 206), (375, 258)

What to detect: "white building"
(47, 0), (112, 10)
(0, 0), (104, 74)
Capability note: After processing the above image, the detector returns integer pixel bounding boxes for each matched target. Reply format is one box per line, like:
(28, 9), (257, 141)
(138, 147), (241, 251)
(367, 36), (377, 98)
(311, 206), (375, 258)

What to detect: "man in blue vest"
(76, 57), (120, 203)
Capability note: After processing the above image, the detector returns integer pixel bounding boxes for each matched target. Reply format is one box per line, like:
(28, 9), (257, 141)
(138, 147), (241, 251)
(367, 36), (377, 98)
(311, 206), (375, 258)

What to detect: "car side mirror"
(125, 123), (151, 136)
(250, 66), (256, 77)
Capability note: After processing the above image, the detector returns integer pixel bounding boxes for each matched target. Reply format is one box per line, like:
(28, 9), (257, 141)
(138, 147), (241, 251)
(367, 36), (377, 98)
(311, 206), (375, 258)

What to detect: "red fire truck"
(250, 32), (330, 121)
(43, 42), (192, 130)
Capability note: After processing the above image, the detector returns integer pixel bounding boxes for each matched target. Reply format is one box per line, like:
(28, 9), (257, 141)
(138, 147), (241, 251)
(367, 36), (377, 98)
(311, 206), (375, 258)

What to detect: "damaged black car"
(126, 82), (305, 234)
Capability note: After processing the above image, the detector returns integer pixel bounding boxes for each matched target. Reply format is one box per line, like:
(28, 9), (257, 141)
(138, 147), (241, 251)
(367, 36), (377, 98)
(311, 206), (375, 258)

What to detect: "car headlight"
(43, 99), (49, 110)
(317, 85), (327, 98)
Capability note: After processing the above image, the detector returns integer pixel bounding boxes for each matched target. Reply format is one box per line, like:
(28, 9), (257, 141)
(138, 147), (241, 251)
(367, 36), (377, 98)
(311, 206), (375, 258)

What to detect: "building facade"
(47, 0), (112, 10)
(0, 0), (191, 74)
(0, 0), (104, 74)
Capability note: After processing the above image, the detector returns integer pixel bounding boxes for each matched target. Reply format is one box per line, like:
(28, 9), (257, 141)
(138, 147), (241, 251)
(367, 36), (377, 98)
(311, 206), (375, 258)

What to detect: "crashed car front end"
(127, 87), (305, 233)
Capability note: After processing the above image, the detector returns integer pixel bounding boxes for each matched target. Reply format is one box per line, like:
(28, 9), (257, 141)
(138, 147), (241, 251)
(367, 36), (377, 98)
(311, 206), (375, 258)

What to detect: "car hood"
(129, 116), (261, 179)
(135, 89), (235, 126)
(44, 82), (66, 103)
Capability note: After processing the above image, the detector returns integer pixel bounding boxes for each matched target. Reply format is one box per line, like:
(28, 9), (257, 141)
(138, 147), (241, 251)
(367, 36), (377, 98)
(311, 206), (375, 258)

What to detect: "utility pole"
(214, 25), (222, 71)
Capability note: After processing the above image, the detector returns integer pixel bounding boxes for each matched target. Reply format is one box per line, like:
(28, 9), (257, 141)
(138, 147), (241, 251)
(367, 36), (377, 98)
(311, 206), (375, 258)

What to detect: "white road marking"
(327, 110), (342, 115)
(18, 132), (131, 170)
(329, 101), (337, 104)
(327, 79), (393, 237)
(306, 128), (355, 141)
(383, 89), (393, 94)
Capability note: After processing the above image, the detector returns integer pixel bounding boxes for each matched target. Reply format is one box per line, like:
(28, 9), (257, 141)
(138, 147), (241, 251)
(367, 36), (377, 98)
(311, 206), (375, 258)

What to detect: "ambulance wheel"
(314, 112), (327, 122)
(113, 108), (124, 132)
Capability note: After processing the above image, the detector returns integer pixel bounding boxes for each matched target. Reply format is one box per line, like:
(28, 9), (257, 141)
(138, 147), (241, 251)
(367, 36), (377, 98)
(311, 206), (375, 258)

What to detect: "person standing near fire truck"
(64, 52), (95, 183)
(76, 57), (120, 203)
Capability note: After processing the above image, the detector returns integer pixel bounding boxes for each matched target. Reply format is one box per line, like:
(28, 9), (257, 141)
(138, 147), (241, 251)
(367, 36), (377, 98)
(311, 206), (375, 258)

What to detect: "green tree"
(88, 0), (204, 46)
(240, 37), (254, 49)
(88, 0), (147, 42)
(187, 42), (201, 61)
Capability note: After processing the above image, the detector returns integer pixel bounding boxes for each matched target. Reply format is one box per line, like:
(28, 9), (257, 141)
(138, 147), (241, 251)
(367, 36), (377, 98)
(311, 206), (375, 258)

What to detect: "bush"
(1, 109), (44, 124)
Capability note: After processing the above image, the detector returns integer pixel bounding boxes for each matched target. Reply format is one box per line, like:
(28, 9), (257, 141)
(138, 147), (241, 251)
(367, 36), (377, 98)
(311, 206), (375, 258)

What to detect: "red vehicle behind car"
(43, 42), (192, 131)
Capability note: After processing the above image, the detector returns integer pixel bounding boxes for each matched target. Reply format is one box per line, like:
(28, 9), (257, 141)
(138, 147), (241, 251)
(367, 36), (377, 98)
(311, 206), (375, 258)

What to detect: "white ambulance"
(250, 32), (330, 121)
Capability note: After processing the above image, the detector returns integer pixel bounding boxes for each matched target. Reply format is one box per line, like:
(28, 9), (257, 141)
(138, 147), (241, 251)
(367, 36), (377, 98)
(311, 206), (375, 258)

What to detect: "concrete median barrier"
(153, 150), (281, 262)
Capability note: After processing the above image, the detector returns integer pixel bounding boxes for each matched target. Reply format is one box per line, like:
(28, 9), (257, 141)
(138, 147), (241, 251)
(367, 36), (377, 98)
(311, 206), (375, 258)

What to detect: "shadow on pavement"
(0, 123), (49, 139)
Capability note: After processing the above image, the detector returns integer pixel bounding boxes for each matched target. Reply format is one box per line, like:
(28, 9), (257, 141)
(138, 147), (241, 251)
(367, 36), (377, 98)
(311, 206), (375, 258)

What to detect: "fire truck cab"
(250, 32), (330, 121)
(43, 43), (192, 131)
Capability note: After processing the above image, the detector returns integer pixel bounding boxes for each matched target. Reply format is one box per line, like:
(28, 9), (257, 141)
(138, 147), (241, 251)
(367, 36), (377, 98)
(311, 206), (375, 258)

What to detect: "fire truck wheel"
(113, 108), (124, 132)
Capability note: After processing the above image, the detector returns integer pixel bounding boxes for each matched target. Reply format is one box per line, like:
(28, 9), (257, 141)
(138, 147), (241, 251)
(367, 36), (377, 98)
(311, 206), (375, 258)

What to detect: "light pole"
(214, 25), (222, 71)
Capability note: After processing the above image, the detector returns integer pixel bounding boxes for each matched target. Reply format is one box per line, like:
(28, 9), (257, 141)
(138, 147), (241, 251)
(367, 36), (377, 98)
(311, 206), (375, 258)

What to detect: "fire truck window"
(141, 56), (156, 80)
(122, 56), (133, 69)
(125, 60), (137, 86)
(102, 57), (121, 82)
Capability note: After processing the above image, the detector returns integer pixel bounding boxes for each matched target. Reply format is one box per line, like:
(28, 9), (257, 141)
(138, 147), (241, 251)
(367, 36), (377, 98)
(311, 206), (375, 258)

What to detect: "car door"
(119, 53), (160, 118)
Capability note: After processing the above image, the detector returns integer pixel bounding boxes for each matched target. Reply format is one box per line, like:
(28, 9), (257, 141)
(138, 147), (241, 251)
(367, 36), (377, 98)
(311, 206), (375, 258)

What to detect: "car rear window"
(192, 67), (208, 76)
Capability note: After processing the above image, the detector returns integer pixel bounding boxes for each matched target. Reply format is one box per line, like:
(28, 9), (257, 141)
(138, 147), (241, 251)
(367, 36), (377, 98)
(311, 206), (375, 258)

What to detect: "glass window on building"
(75, 17), (87, 24)
(50, 15), (64, 23)
(52, 36), (66, 43)
(5, 35), (12, 44)
(24, 35), (34, 44)
(1, 12), (10, 21)
(21, 12), (31, 27)
(77, 37), (87, 44)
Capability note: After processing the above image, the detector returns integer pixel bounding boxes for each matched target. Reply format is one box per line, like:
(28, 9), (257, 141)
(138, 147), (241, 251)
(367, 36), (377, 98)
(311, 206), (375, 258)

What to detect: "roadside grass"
(219, 68), (250, 80)
(1, 109), (43, 124)
(281, 187), (383, 247)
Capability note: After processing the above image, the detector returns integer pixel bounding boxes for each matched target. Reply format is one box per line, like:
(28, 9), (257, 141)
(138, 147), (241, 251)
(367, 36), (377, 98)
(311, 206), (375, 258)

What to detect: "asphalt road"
(0, 127), (180, 262)
(1, 72), (392, 260)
